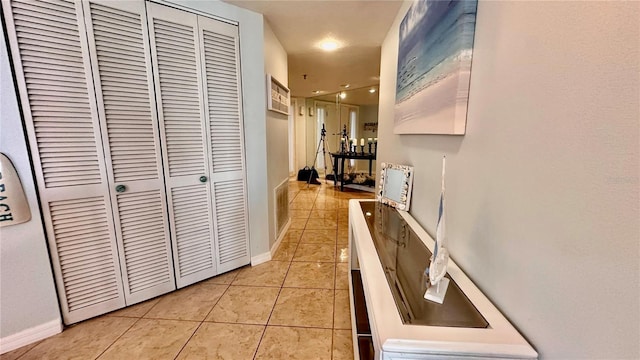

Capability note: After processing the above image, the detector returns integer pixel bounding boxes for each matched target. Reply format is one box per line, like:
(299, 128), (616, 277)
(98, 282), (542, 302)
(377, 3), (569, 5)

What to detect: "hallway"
(1, 180), (375, 360)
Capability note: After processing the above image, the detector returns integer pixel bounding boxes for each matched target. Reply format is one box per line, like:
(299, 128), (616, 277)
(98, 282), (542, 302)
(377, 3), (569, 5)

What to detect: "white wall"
(292, 97), (308, 172)
(288, 103), (295, 176)
(305, 98), (318, 167)
(0, 29), (61, 342)
(263, 20), (289, 246)
(165, 0), (271, 258)
(378, 1), (639, 359)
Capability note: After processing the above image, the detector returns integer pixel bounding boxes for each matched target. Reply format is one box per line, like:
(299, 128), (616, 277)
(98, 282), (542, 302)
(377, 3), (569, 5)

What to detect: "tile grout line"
(94, 293), (171, 359)
(260, 322), (349, 331)
(172, 277), (235, 359)
(10, 337), (45, 360)
(171, 321), (204, 360)
(93, 314), (145, 359)
(173, 275), (235, 359)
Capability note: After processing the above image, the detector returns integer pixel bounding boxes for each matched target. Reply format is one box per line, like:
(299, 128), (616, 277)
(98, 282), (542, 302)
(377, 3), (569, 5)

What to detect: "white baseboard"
(270, 218), (291, 256)
(0, 318), (62, 354)
(250, 252), (271, 266)
(251, 218), (291, 266)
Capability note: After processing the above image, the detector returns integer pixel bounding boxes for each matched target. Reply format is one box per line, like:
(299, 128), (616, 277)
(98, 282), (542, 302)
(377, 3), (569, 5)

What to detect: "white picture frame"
(377, 162), (414, 211)
(267, 74), (290, 115)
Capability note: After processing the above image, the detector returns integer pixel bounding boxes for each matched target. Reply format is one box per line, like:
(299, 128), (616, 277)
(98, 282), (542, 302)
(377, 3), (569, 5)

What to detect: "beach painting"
(394, 0), (477, 135)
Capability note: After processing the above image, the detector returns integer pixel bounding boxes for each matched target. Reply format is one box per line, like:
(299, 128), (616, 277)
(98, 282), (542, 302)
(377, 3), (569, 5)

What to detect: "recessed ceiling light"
(318, 38), (341, 51)
(341, 84), (350, 88)
(312, 90), (321, 94)
(369, 88), (376, 93)
(320, 40), (338, 51)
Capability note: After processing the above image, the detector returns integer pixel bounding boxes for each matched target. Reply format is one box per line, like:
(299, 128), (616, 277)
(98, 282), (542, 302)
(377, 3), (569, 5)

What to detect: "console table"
(348, 199), (537, 359)
(330, 152), (376, 191)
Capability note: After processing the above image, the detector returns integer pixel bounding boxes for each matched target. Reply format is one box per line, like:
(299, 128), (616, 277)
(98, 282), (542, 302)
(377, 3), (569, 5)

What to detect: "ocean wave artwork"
(394, 0), (477, 135)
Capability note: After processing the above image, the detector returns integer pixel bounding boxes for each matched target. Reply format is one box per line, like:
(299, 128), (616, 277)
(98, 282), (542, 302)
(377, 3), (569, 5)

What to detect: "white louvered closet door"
(2, 0), (125, 324)
(83, 0), (175, 304)
(198, 16), (250, 273)
(147, 3), (218, 288)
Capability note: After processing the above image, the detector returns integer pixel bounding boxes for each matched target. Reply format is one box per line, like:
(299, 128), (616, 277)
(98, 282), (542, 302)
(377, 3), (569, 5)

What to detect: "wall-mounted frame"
(364, 122), (378, 132)
(378, 162), (414, 211)
(394, 0), (478, 135)
(267, 74), (290, 115)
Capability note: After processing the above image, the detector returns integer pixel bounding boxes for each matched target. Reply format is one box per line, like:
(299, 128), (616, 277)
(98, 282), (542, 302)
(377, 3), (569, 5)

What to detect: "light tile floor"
(2, 180), (374, 360)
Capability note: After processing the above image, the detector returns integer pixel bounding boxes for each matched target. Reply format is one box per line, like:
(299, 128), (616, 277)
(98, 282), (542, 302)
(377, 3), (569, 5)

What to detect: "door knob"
(115, 184), (126, 193)
(199, 176), (207, 183)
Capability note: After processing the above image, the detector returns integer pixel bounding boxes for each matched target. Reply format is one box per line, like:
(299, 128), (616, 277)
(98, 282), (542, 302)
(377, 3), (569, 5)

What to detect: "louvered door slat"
(64, 269), (116, 287)
(124, 240), (166, 256)
(13, 12), (77, 29)
(52, 204), (106, 217)
(60, 256), (114, 274)
(17, 30), (80, 46)
(176, 233), (211, 246)
(85, 0), (175, 305)
(3, 0), (125, 324)
(13, 0), (75, 15)
(124, 257), (166, 273)
(58, 241), (111, 256)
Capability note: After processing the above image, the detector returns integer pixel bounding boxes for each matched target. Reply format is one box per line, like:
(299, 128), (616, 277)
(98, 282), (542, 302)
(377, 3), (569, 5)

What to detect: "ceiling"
(223, 0), (403, 100)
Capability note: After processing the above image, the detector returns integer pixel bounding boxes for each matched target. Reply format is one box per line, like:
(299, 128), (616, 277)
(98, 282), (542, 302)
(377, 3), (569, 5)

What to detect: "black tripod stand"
(307, 124), (333, 187)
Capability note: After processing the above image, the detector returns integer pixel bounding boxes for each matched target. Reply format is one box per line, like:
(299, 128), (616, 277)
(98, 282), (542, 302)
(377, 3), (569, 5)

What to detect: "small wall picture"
(363, 122), (378, 133)
(394, 0), (478, 135)
(267, 74), (290, 115)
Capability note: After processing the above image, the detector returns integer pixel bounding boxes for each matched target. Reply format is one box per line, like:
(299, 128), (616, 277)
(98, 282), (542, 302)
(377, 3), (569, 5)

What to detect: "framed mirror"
(378, 163), (414, 210)
(303, 85), (380, 179)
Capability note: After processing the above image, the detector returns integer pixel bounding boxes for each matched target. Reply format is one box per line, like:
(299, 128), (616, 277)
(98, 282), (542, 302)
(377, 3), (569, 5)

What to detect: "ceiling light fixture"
(321, 42), (338, 51)
(369, 88), (376, 93)
(312, 90), (321, 94)
(318, 38), (341, 52)
(341, 84), (350, 88)
(340, 92), (347, 99)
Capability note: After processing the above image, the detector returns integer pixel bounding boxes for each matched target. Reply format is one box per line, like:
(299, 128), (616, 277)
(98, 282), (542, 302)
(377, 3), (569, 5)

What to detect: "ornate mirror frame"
(377, 162), (414, 211)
